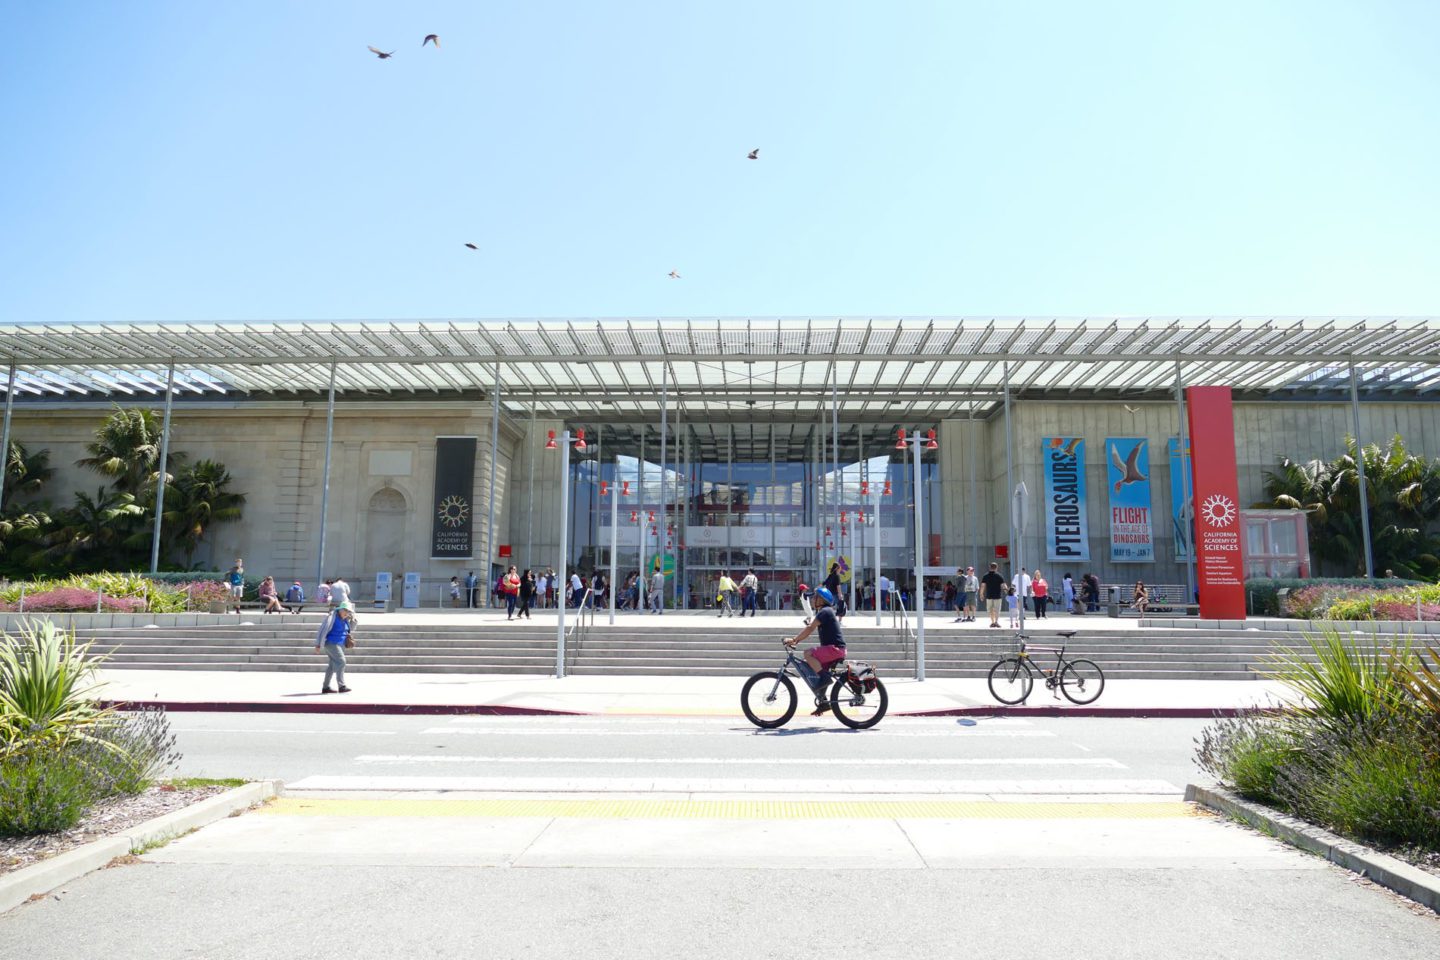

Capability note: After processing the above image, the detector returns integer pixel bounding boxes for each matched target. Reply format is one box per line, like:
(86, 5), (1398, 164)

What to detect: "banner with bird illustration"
(1105, 437), (1154, 562)
(1042, 437), (1090, 562)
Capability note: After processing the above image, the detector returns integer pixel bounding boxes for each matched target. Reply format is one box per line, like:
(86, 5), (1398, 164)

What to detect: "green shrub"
(1246, 576), (1423, 617)
(0, 742), (103, 835)
(87, 709), (181, 795)
(1260, 626), (1412, 735)
(1195, 713), (1293, 804)
(0, 621), (113, 756)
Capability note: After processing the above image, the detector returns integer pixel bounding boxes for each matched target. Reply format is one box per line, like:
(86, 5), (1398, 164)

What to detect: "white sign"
(686, 525), (728, 547)
(878, 527), (908, 547)
(775, 526), (818, 547)
(402, 572), (421, 609)
(732, 526), (768, 547)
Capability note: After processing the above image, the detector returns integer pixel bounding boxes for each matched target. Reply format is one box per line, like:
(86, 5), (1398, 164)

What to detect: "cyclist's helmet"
(814, 587), (837, 606)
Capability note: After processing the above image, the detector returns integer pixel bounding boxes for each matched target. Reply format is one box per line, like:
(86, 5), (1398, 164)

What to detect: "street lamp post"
(864, 477), (891, 627)
(546, 428), (587, 678)
(604, 469), (620, 624)
(896, 428), (938, 681)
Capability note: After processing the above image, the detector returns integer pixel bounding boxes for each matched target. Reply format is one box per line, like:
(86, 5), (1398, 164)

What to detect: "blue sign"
(1167, 437), (1193, 560)
(1042, 438), (1090, 562)
(1106, 438), (1154, 562)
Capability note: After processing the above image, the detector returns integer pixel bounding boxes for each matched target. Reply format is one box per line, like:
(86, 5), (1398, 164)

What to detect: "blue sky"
(2, 1), (1438, 324)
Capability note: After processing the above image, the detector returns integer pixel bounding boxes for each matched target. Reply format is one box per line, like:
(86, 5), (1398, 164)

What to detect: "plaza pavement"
(95, 668), (1296, 717)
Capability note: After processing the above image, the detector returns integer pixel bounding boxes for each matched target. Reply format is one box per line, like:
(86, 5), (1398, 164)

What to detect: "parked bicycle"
(986, 631), (1105, 705)
(741, 638), (888, 729)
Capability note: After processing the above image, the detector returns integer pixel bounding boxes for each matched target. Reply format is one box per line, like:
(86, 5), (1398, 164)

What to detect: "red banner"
(1186, 386), (1246, 619)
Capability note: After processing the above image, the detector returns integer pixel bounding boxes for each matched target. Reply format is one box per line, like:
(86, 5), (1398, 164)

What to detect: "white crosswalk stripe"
(286, 775), (1182, 795)
(353, 754), (1126, 767)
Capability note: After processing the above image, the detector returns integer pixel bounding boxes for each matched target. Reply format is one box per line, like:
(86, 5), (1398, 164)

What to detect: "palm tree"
(162, 460), (246, 568)
(2, 440), (54, 514)
(76, 406), (181, 493)
(43, 487), (145, 569)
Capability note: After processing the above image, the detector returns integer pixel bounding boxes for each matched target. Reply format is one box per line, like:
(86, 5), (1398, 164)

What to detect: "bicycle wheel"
(741, 671), (798, 728)
(829, 676), (887, 729)
(1059, 659), (1105, 705)
(987, 657), (1034, 705)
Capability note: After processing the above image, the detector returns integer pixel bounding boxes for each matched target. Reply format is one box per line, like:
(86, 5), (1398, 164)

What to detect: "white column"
(911, 435), (925, 680)
(526, 406), (537, 563)
(609, 456), (618, 624)
(556, 431), (572, 678)
(659, 363), (668, 606)
(148, 361), (177, 574)
(486, 363), (501, 604)
(1175, 360), (1194, 602)
(316, 361), (337, 584)
(1349, 360), (1374, 578)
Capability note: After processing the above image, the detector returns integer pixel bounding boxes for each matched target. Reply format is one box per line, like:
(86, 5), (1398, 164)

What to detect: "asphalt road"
(5, 712), (1439, 958)
(162, 712), (1212, 793)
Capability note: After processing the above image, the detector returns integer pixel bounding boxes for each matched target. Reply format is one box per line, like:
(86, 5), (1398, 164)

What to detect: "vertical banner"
(1167, 437), (1193, 560)
(1186, 387), (1246, 619)
(1042, 437), (1090, 562)
(1106, 438), (1154, 562)
(431, 436), (477, 559)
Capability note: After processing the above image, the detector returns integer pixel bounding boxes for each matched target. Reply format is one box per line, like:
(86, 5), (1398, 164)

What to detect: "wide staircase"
(75, 617), (1377, 680)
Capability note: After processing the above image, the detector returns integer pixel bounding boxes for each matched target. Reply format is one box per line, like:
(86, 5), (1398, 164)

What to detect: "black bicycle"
(741, 639), (888, 730)
(986, 631), (1104, 705)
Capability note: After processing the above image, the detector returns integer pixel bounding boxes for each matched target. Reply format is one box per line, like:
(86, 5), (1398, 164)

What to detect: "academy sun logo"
(438, 494), (470, 527)
(1200, 493), (1236, 528)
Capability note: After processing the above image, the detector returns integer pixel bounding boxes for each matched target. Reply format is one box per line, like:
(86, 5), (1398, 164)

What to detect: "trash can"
(1107, 585), (1120, 618)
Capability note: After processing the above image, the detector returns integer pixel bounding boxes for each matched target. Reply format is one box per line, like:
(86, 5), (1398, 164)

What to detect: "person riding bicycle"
(784, 587), (846, 715)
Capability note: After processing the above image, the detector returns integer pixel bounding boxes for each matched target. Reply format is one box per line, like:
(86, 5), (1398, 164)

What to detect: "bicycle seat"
(1057, 630), (1078, 639)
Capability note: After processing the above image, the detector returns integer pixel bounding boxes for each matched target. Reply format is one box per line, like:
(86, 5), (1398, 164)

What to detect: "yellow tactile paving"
(262, 797), (1194, 820)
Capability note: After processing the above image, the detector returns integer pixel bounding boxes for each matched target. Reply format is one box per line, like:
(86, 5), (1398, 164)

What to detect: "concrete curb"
(99, 699), (582, 717)
(898, 705), (1280, 719)
(0, 779), (281, 915)
(1185, 783), (1440, 914)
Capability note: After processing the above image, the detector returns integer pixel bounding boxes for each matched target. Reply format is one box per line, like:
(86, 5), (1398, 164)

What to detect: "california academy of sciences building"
(3, 317), (1438, 616)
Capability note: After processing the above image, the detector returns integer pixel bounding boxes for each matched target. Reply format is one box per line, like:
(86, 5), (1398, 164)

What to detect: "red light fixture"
(622, 481), (631, 496)
(599, 481), (609, 497)
(574, 429), (587, 452)
(545, 430), (557, 450)
(895, 428), (907, 450)
(860, 481), (869, 496)
(882, 480), (892, 496)
(630, 511), (638, 523)
(926, 428), (938, 450)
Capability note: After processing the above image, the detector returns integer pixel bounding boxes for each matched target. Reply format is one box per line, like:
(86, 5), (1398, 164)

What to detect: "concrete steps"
(70, 617), (1358, 681)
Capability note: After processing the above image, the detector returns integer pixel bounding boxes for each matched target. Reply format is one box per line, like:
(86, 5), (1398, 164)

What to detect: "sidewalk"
(95, 668), (1296, 718)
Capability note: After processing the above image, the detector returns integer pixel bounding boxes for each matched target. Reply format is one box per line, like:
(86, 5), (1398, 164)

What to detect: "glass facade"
(566, 422), (943, 609)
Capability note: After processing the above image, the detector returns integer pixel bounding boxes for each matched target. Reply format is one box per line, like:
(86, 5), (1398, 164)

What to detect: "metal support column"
(556, 431), (572, 678)
(1003, 362), (1014, 576)
(609, 455), (618, 624)
(526, 406), (537, 564)
(315, 361), (337, 584)
(659, 363), (668, 608)
(148, 362), (177, 574)
(485, 363), (501, 605)
(911, 436), (926, 681)
(1349, 360), (1374, 578)
(0, 361), (16, 513)
(1175, 360), (1194, 603)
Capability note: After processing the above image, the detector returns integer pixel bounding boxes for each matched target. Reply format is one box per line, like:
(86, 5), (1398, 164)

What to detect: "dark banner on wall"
(1186, 387), (1246, 619)
(431, 436), (477, 559)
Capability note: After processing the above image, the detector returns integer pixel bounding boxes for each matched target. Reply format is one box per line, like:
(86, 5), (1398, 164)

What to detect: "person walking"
(823, 562), (846, 618)
(1005, 584), (1019, 628)
(650, 567), (665, 614)
(716, 570), (738, 616)
(546, 568), (557, 608)
(741, 568), (759, 617)
(465, 571), (478, 609)
(448, 576), (462, 607)
(1062, 573), (1076, 615)
(945, 578), (958, 620)
(963, 566), (979, 622)
(1011, 567), (1033, 614)
(535, 571), (548, 609)
(980, 562), (1006, 628)
(313, 603), (355, 694)
(502, 565), (521, 620)
(569, 569), (584, 607)
(1032, 570), (1049, 618)
(518, 569), (536, 619)
(226, 559), (245, 613)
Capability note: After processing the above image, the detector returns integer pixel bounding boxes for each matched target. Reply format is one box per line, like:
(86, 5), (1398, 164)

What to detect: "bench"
(1120, 583), (1199, 616)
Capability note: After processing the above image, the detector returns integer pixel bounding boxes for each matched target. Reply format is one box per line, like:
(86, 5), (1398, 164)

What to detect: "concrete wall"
(9, 395), (1438, 593)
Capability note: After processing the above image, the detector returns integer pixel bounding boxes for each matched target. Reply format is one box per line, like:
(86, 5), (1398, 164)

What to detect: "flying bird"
(1123, 404), (1140, 414)
(367, 46), (395, 59)
(1110, 441), (1149, 493)
(668, 270), (681, 279)
(423, 34), (440, 48)
(464, 243), (478, 250)
(747, 149), (759, 160)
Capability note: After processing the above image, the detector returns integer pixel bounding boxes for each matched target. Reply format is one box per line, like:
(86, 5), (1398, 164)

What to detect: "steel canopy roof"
(2, 317), (1438, 419)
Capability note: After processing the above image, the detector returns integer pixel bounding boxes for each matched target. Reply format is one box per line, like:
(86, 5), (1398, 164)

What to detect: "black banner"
(431, 437), (476, 558)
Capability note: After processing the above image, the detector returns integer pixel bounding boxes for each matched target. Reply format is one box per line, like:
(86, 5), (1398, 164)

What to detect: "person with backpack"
(517, 569), (536, 620)
(740, 568), (759, 617)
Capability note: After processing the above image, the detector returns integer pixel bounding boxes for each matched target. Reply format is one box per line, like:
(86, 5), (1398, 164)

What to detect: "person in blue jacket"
(314, 603), (356, 693)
